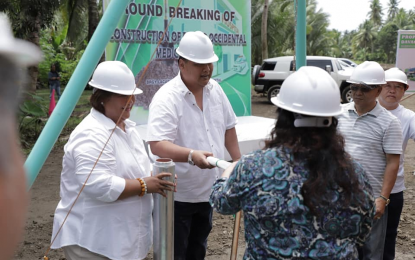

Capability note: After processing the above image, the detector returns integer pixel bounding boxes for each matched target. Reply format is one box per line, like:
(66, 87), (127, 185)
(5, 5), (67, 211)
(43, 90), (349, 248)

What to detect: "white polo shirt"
(388, 105), (415, 194)
(147, 73), (237, 203)
(52, 108), (152, 260)
(337, 102), (402, 198)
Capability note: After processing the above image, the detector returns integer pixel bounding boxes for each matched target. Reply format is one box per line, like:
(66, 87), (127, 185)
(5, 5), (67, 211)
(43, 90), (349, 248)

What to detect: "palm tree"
(87, 0), (99, 41)
(387, 0), (400, 20)
(306, 0), (331, 56)
(261, 0), (269, 60)
(251, 0), (295, 65)
(392, 8), (415, 30)
(59, 0), (100, 51)
(353, 20), (377, 55)
(368, 0), (383, 25)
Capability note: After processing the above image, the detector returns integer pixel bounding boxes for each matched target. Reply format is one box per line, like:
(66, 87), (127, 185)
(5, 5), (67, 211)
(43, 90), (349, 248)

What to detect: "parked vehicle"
(252, 56), (354, 103)
(338, 58), (358, 67)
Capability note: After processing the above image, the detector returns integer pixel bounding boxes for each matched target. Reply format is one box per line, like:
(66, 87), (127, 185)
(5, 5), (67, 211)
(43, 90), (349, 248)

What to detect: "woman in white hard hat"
(51, 61), (176, 260)
(378, 68), (414, 260)
(210, 66), (375, 259)
(0, 13), (42, 260)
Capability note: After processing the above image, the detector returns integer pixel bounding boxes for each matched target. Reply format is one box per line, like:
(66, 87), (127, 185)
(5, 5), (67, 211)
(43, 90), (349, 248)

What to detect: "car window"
(306, 60), (333, 72)
(341, 59), (352, 66)
(261, 62), (276, 70)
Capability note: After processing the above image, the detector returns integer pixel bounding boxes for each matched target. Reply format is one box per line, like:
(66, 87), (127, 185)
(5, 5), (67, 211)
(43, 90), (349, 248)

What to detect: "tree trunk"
(27, 11), (42, 92)
(88, 0), (99, 42)
(261, 0), (269, 61)
(89, 0), (105, 63)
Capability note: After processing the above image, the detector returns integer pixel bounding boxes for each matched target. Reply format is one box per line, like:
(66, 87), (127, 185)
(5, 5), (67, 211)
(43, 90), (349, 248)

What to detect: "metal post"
(24, 0), (130, 188)
(295, 0), (307, 69)
(153, 158), (175, 260)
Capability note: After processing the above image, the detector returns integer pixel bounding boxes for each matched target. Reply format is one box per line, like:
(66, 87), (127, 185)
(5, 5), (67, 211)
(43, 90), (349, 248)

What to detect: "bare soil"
(14, 92), (415, 259)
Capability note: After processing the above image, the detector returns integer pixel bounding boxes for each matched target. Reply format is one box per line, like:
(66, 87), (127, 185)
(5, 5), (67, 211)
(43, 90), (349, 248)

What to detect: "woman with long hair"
(210, 66), (375, 259)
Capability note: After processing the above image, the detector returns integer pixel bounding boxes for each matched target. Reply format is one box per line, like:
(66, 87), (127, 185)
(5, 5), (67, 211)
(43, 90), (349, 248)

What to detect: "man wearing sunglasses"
(378, 68), (415, 260)
(337, 61), (402, 260)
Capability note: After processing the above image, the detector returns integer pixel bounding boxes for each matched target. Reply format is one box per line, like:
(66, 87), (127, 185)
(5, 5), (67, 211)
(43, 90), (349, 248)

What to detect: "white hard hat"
(176, 31), (218, 64)
(0, 13), (43, 66)
(89, 61), (143, 95)
(347, 61), (386, 85)
(271, 66), (342, 117)
(385, 67), (408, 86)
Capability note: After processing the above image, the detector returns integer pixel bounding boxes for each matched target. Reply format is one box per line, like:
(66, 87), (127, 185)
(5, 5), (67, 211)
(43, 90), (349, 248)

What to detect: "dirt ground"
(14, 92), (415, 260)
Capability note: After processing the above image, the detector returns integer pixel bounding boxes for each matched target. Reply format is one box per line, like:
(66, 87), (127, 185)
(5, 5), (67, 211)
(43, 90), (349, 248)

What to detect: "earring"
(101, 102), (104, 105)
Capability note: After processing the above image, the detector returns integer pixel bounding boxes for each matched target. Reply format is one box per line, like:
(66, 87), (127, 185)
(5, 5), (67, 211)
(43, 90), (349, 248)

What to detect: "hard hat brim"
(176, 49), (219, 64)
(0, 38), (43, 66)
(346, 79), (387, 85)
(386, 79), (409, 86)
(89, 81), (143, 95)
(271, 96), (343, 117)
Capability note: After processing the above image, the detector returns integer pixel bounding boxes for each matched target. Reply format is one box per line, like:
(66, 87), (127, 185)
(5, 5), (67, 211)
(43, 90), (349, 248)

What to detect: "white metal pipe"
(207, 156), (232, 169)
(153, 158), (175, 260)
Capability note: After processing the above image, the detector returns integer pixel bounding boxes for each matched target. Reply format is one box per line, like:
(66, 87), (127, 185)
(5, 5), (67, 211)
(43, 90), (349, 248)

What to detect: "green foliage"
(0, 0), (59, 39)
(37, 29), (84, 88)
(252, 0), (414, 65)
(18, 89), (92, 154)
(368, 0), (384, 25)
(18, 92), (48, 150)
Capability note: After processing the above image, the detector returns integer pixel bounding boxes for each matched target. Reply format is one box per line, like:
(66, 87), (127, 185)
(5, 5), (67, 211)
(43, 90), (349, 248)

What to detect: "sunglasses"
(350, 83), (379, 92)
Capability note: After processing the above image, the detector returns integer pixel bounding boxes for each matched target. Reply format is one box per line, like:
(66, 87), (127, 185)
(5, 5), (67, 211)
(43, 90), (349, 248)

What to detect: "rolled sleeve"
(219, 87), (237, 130)
(96, 175), (126, 202)
(73, 130), (125, 202)
(147, 99), (178, 142)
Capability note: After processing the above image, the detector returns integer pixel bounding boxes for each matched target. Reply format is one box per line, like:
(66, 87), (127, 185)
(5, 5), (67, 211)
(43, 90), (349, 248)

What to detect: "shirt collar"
(346, 101), (382, 117)
(90, 108), (136, 130)
(175, 72), (214, 97)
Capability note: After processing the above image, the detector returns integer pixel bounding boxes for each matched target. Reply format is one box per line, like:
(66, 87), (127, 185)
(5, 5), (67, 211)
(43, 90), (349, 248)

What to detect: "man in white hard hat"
(378, 68), (415, 260)
(147, 31), (241, 260)
(0, 13), (42, 260)
(337, 61), (402, 260)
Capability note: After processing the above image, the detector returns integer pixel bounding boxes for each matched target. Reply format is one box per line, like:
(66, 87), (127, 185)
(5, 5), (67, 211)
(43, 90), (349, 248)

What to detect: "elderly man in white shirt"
(379, 68), (415, 260)
(147, 31), (241, 260)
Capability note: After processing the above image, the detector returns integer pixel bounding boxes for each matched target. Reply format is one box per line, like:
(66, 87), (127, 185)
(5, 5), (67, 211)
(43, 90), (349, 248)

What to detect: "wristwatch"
(188, 150), (195, 165)
(379, 195), (390, 206)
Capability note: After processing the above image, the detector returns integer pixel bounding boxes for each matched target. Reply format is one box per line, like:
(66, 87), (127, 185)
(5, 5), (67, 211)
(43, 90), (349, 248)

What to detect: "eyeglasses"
(350, 83), (379, 92)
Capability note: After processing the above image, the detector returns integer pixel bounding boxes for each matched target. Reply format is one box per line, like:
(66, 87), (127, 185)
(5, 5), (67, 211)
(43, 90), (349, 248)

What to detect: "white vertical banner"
(396, 30), (415, 92)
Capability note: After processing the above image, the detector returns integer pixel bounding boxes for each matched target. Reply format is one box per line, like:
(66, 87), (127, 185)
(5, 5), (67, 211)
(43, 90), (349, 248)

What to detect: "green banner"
(399, 34), (415, 48)
(103, 0), (251, 124)
(396, 31), (415, 92)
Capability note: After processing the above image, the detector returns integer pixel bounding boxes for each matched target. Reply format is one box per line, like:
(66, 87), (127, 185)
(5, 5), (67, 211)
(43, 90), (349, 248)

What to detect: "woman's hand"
(144, 172), (176, 197)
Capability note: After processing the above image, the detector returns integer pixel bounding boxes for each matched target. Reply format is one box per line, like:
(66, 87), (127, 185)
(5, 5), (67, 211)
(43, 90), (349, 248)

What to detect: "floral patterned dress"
(210, 147), (375, 260)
